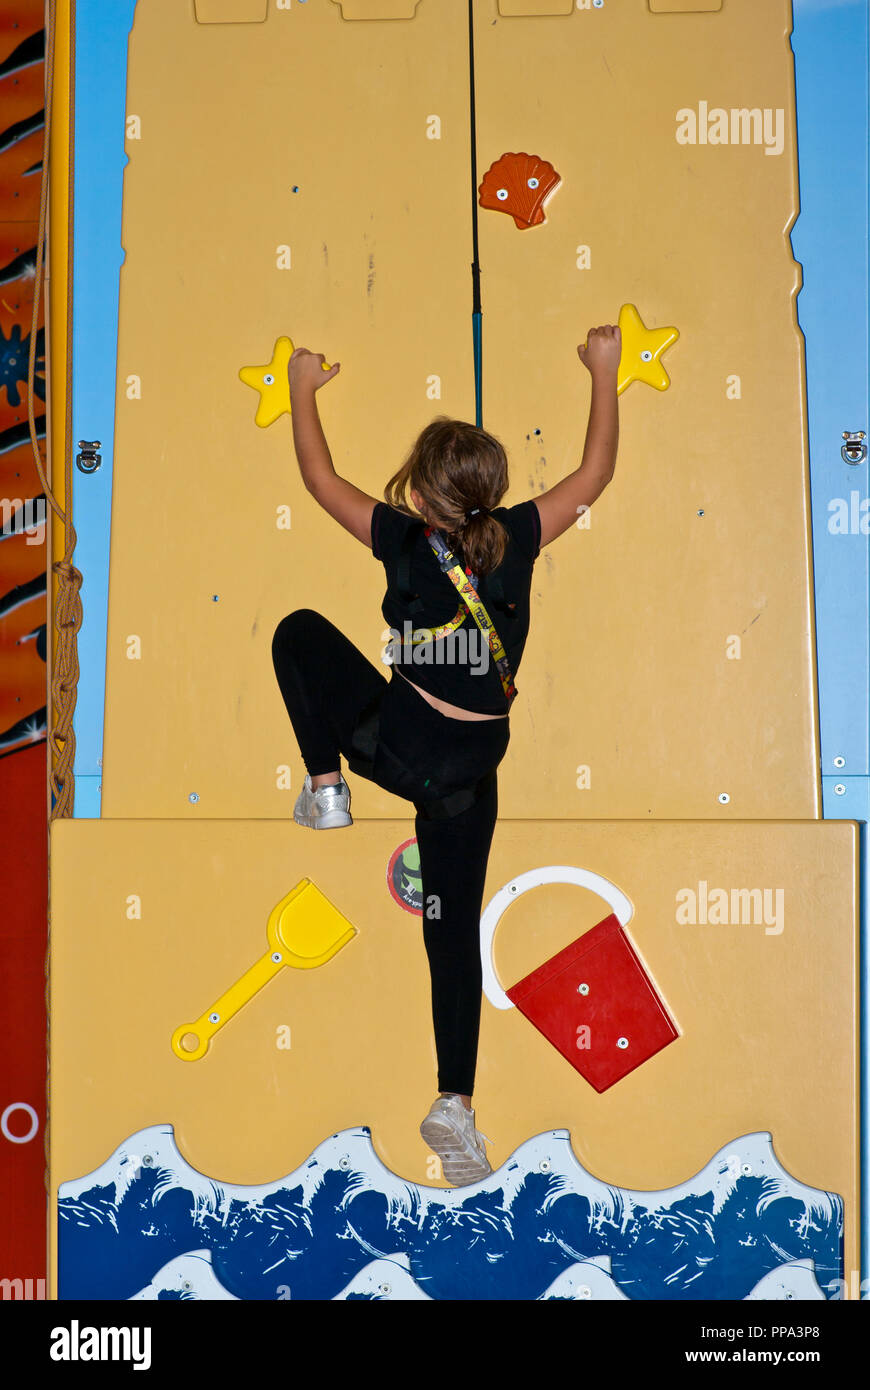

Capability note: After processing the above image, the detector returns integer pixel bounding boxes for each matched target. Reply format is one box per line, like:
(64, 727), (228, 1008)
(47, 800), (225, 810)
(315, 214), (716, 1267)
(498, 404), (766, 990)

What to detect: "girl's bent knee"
(272, 608), (325, 651)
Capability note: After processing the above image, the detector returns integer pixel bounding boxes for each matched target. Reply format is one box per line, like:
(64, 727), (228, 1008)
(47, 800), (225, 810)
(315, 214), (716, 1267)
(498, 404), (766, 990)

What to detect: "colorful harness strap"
(424, 527), (518, 707)
(395, 519), (467, 642)
(408, 604), (468, 644)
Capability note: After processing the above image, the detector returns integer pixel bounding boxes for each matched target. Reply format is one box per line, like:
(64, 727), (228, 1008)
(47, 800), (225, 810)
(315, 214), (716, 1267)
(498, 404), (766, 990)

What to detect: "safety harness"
(346, 519), (516, 819)
(421, 526), (518, 707)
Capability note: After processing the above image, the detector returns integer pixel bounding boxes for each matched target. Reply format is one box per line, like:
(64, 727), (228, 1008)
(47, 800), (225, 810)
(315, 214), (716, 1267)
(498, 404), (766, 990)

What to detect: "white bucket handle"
(479, 866), (634, 1011)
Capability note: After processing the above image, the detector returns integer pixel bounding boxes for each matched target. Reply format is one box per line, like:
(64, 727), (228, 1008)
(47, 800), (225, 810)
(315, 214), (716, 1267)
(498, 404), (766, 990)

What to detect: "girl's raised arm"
(534, 325), (621, 549)
(288, 348), (377, 547)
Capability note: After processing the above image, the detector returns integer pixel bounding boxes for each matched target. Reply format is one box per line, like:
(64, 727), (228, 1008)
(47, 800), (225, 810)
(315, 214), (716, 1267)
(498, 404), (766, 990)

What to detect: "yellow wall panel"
(331, 0), (425, 17)
(498, 1), (574, 17)
(649, 1), (722, 13)
(475, 0), (818, 820)
(101, 0), (473, 820)
(194, 0), (268, 23)
(49, 816), (859, 1292)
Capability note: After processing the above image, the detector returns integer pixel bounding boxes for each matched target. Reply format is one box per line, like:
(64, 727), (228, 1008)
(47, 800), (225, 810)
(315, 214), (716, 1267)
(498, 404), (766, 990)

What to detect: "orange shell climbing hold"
(478, 151), (561, 229)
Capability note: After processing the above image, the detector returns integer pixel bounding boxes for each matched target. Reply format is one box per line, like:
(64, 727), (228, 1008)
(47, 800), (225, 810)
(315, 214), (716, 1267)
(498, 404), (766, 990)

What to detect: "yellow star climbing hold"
(239, 336), (334, 427)
(616, 303), (679, 396)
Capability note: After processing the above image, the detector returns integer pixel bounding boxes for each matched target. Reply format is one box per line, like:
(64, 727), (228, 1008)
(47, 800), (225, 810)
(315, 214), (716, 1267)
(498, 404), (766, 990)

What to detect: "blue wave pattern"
(58, 1127), (843, 1301)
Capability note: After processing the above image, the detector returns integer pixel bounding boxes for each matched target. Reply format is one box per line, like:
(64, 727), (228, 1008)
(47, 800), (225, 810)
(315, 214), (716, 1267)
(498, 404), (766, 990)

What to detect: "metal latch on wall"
(841, 430), (867, 465)
(75, 440), (102, 473)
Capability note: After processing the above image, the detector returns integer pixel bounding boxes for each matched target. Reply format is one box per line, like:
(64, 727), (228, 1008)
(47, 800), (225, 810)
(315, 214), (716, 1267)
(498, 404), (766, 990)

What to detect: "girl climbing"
(271, 326), (621, 1185)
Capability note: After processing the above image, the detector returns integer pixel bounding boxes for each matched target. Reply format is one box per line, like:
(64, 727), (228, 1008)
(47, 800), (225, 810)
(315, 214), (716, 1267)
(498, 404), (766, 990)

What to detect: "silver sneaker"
(419, 1096), (492, 1186)
(293, 774), (353, 829)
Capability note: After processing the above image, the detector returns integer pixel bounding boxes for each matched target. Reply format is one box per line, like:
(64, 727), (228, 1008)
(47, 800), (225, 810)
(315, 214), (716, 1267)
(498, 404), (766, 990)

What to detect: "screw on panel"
(833, 756), (845, 768)
(718, 793), (730, 804)
(834, 784), (846, 796)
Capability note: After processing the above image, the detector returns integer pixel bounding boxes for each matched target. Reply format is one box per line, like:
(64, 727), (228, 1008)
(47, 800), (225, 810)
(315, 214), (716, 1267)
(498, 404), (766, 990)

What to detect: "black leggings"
(271, 608), (510, 1096)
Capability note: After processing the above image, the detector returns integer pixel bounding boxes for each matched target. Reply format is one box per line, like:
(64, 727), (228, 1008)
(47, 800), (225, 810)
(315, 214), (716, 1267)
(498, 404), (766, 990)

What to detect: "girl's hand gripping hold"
(577, 324), (621, 379)
(288, 347), (341, 394)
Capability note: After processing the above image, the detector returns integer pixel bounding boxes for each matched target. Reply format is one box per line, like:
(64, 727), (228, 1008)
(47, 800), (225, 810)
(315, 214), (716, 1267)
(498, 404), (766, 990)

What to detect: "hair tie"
(465, 505), (490, 523)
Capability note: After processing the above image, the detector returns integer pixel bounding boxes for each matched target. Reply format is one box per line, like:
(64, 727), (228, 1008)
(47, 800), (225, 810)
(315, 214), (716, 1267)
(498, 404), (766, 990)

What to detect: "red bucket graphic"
(506, 912), (678, 1092)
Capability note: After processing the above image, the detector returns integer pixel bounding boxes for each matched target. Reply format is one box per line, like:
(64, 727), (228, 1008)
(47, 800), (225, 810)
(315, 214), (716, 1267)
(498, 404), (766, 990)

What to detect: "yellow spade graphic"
(171, 878), (357, 1061)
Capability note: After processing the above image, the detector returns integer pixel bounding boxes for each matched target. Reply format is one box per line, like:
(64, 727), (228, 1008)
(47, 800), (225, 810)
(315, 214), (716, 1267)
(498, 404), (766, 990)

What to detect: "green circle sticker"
(387, 837), (422, 915)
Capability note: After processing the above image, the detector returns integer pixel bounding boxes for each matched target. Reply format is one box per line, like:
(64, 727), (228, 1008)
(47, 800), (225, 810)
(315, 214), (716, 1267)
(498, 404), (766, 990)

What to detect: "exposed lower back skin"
(394, 666), (508, 722)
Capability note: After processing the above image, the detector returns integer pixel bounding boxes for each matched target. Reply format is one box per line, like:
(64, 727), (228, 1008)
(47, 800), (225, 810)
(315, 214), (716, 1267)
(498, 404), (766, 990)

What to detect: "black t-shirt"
(371, 499), (541, 715)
